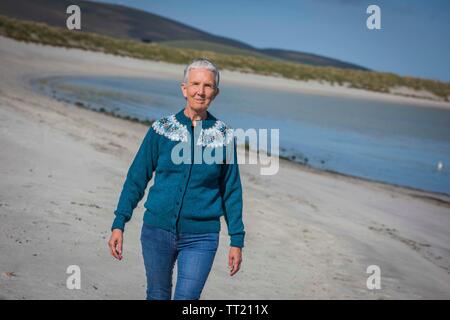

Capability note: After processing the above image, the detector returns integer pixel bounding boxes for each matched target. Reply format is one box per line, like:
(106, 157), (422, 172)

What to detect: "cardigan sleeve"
(111, 126), (158, 232)
(220, 137), (246, 248)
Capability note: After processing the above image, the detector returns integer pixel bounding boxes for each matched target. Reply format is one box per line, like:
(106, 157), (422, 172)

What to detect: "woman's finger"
(108, 240), (116, 259)
(116, 238), (123, 260)
(109, 238), (119, 259)
(230, 256), (241, 276)
(230, 261), (239, 276)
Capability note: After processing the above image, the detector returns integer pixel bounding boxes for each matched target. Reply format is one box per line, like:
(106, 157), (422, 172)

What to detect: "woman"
(108, 58), (245, 300)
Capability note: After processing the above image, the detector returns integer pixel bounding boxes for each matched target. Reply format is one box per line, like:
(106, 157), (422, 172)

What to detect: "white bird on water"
(437, 161), (444, 171)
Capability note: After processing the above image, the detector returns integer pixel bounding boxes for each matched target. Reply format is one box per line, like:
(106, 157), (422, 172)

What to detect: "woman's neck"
(184, 107), (207, 126)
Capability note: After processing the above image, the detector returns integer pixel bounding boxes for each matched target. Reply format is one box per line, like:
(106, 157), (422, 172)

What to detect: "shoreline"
(4, 33), (450, 110)
(1, 35), (450, 299)
(220, 70), (450, 110)
(41, 89), (450, 200)
(30, 73), (450, 199)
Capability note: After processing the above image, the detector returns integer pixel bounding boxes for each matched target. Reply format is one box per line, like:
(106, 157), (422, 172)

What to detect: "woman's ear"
(213, 87), (220, 100)
(181, 83), (187, 99)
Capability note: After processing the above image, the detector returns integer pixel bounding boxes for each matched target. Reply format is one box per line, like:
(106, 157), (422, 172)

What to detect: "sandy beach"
(1, 35), (450, 299)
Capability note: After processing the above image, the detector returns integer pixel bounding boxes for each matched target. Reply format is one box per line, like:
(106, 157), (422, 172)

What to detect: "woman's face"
(181, 68), (219, 113)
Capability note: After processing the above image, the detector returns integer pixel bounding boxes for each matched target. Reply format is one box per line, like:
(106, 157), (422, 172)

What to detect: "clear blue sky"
(92, 0), (450, 82)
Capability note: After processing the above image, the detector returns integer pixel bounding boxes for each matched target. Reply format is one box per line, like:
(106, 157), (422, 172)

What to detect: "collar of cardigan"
(152, 108), (234, 146)
(175, 107), (218, 129)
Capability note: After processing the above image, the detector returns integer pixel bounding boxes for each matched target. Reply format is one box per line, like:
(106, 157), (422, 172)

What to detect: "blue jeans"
(140, 223), (219, 300)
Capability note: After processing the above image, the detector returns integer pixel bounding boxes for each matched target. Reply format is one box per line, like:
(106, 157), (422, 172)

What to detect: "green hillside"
(0, 0), (368, 70)
(159, 40), (276, 60)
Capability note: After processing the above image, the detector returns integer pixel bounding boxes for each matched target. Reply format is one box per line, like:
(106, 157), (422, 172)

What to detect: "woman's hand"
(228, 247), (242, 276)
(108, 229), (123, 260)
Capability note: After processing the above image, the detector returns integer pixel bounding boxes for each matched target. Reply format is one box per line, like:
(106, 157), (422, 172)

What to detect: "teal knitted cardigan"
(112, 108), (245, 248)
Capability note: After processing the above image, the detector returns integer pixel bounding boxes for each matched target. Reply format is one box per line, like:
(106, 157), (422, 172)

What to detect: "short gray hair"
(183, 58), (220, 88)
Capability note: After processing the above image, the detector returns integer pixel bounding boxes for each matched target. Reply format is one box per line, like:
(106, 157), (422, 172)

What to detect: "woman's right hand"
(108, 229), (123, 260)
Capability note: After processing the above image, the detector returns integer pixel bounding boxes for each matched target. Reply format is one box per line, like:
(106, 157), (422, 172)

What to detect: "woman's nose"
(197, 86), (206, 95)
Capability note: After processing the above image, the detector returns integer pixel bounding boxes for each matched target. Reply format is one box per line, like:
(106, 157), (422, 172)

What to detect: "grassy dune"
(159, 40), (275, 60)
(1, 14), (449, 101)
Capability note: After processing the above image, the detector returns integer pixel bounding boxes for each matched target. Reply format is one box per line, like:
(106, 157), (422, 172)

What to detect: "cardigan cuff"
(230, 233), (245, 248)
(111, 214), (127, 232)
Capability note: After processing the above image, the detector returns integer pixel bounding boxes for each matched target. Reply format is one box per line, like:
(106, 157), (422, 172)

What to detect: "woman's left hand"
(228, 247), (242, 276)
